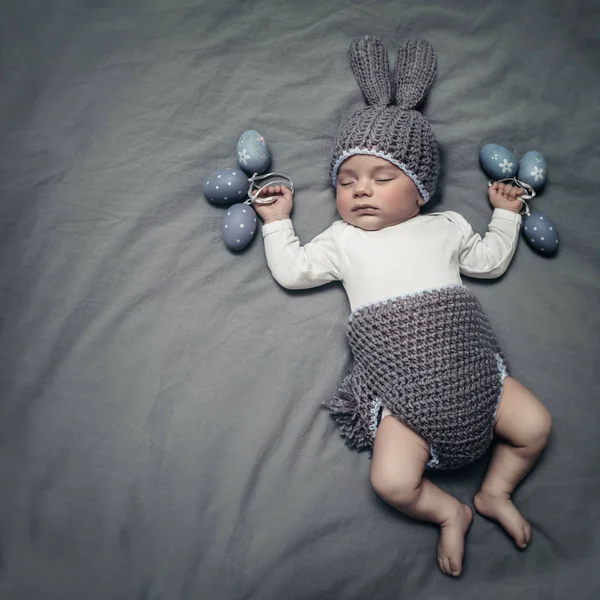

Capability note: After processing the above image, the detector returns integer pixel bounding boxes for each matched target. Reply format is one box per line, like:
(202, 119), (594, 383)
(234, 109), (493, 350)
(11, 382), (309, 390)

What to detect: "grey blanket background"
(1, 0), (599, 598)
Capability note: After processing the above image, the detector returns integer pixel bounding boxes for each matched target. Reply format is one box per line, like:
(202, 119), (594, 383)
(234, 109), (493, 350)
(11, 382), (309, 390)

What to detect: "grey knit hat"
(330, 36), (440, 203)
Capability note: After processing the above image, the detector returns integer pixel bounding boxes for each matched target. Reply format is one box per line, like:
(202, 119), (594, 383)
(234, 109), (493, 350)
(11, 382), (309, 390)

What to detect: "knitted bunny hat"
(330, 36), (440, 203)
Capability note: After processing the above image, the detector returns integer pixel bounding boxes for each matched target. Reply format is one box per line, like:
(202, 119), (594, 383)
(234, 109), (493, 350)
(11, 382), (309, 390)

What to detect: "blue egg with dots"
(518, 151), (547, 191)
(203, 168), (249, 205)
(523, 212), (559, 256)
(479, 144), (518, 180)
(222, 203), (258, 251)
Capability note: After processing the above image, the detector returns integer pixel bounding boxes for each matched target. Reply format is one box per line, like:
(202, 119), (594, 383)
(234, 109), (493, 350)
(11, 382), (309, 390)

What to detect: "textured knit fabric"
(330, 36), (440, 203)
(323, 285), (507, 469)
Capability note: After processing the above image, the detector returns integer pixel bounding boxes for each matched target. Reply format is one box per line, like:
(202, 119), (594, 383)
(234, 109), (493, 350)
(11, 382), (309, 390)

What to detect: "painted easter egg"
(222, 203), (258, 251)
(203, 168), (249, 205)
(479, 144), (518, 180)
(237, 130), (271, 175)
(523, 212), (559, 256)
(518, 151), (547, 191)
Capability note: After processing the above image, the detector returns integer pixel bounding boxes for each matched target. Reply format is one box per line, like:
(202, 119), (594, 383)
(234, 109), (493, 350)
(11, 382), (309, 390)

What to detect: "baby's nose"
(354, 179), (373, 196)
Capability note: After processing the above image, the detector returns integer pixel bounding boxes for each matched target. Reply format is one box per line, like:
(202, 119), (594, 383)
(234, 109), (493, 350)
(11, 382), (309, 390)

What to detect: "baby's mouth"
(353, 204), (378, 212)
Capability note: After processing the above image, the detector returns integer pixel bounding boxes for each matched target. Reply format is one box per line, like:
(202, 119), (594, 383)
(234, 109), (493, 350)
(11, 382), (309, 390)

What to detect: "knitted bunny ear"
(395, 40), (437, 110)
(349, 36), (393, 107)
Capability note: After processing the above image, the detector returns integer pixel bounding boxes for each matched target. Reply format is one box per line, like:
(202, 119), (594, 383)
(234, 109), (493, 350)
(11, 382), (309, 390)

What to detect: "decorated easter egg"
(518, 151), (547, 191)
(523, 212), (559, 256)
(237, 130), (271, 175)
(479, 144), (518, 180)
(203, 168), (249, 205)
(222, 203), (258, 251)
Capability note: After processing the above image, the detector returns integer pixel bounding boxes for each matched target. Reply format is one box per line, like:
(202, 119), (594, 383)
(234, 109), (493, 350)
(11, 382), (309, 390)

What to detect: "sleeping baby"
(253, 36), (551, 577)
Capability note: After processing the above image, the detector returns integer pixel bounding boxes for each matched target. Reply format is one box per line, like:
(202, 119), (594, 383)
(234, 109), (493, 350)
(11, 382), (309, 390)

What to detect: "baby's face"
(335, 155), (424, 231)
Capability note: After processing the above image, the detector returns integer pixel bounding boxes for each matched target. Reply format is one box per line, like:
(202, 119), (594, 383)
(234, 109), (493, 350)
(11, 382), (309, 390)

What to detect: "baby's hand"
(253, 184), (294, 224)
(488, 182), (525, 213)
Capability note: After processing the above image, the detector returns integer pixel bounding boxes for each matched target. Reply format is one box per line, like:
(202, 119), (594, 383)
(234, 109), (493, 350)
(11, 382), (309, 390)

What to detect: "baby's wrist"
(263, 215), (290, 224)
(491, 202), (521, 214)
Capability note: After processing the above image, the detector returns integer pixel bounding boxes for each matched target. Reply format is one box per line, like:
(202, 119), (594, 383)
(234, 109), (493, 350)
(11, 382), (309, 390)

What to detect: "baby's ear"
(349, 35), (393, 107)
(394, 40), (437, 110)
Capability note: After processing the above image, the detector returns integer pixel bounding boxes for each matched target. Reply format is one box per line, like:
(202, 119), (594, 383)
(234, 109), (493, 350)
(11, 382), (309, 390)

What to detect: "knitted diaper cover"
(323, 285), (508, 469)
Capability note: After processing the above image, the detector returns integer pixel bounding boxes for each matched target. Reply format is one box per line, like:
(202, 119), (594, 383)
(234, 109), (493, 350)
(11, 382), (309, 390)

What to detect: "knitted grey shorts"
(324, 285), (508, 469)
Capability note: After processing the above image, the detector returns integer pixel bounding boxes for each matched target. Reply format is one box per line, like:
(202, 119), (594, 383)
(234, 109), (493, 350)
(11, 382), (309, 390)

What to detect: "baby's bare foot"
(437, 503), (473, 577)
(474, 489), (531, 549)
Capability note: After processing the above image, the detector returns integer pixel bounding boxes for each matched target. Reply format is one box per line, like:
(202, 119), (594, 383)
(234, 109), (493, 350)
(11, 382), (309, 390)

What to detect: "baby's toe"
(523, 522), (532, 547)
(517, 522), (530, 549)
(438, 556), (449, 575)
(443, 557), (452, 575)
(438, 556), (445, 574)
(449, 558), (462, 577)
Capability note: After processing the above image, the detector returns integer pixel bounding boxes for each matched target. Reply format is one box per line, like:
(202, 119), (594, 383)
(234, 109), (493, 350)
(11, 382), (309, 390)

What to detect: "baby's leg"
(371, 416), (473, 577)
(474, 377), (552, 548)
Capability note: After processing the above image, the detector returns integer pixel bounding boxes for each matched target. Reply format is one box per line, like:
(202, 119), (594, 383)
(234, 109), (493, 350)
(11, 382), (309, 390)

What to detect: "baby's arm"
(453, 183), (524, 278)
(254, 185), (343, 289)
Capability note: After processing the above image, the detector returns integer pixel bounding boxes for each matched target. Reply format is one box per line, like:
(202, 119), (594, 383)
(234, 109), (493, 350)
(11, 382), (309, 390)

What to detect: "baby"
(253, 36), (551, 577)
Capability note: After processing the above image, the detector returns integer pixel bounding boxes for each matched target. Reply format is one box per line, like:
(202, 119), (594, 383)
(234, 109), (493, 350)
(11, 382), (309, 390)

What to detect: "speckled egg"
(523, 212), (559, 256)
(237, 130), (271, 175)
(203, 168), (249, 205)
(518, 151), (547, 191)
(479, 144), (518, 180)
(222, 203), (258, 251)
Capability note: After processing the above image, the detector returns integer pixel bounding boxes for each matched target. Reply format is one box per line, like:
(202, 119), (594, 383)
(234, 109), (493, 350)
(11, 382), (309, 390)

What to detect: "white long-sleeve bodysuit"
(262, 208), (522, 310)
(261, 208), (522, 467)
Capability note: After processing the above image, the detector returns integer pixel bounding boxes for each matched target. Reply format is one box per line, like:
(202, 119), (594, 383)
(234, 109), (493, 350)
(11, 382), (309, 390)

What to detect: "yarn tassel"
(323, 377), (372, 452)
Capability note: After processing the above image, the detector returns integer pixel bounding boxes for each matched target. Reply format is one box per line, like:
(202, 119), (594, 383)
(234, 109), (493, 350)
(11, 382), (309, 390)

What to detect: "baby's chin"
(344, 214), (415, 231)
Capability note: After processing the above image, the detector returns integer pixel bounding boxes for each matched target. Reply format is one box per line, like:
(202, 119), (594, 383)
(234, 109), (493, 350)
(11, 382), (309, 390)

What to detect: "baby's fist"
(488, 182), (524, 213)
(253, 184), (294, 224)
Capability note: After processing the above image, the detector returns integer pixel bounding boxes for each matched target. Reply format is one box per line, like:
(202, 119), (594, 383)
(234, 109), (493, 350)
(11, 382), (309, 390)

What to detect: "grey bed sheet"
(1, 0), (599, 598)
